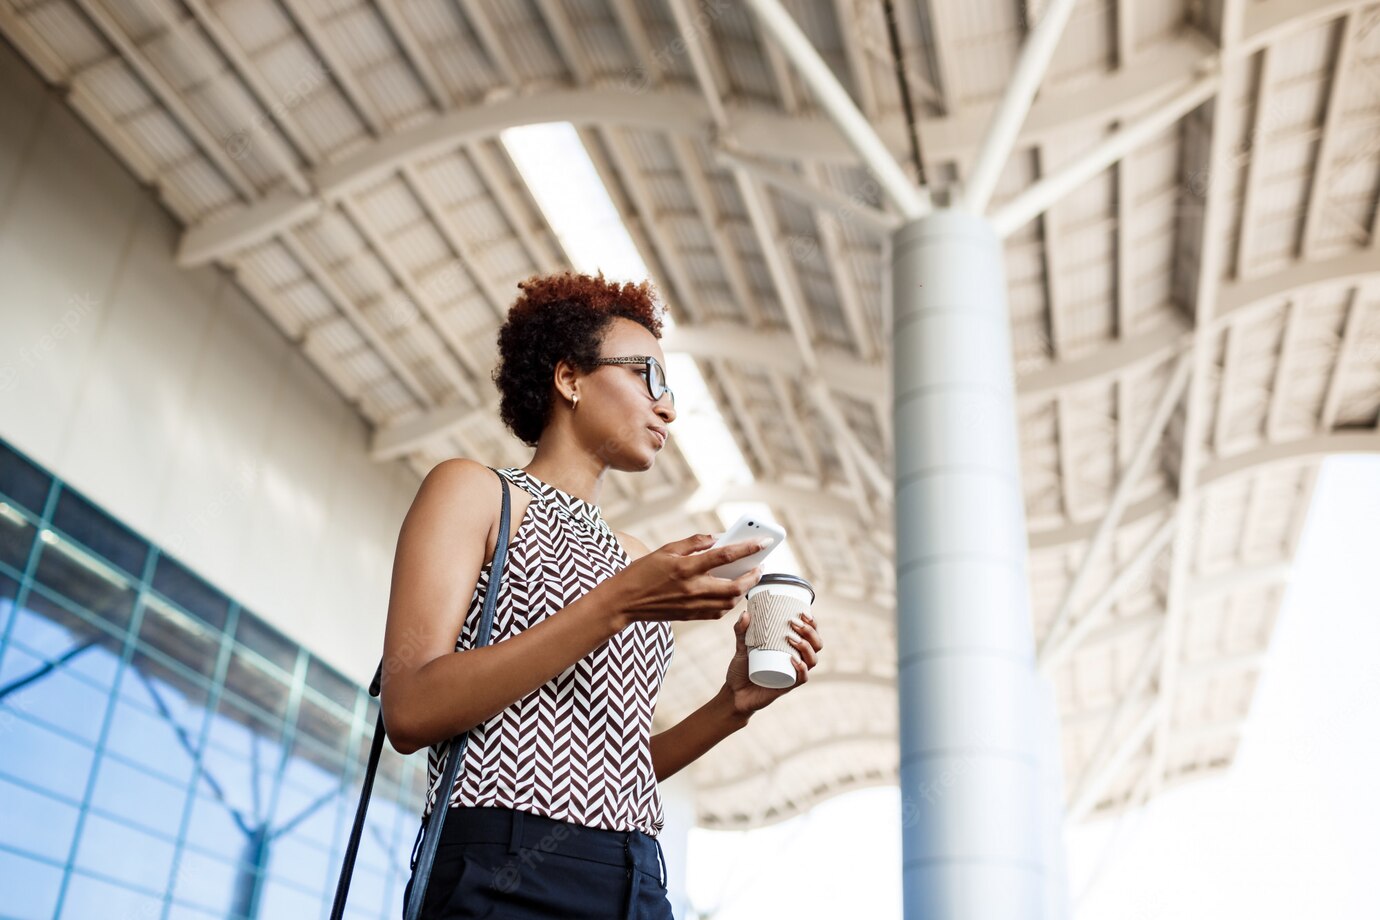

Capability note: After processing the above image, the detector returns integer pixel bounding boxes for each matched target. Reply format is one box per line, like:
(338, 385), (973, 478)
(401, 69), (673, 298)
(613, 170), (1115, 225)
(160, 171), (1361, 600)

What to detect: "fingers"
(666, 533), (717, 556)
(730, 566), (763, 595)
(696, 537), (770, 572)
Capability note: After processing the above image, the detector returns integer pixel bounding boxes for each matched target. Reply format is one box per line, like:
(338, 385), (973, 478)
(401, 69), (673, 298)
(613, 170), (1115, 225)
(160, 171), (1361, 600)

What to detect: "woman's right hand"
(601, 533), (768, 625)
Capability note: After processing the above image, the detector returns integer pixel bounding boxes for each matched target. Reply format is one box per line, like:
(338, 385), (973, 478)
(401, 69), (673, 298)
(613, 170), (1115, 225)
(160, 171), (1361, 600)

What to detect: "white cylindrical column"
(659, 769), (696, 918)
(1034, 670), (1072, 920)
(892, 210), (1047, 917)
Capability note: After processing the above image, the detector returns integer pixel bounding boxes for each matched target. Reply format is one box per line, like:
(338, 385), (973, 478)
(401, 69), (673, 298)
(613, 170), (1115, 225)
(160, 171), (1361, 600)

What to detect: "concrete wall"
(0, 38), (422, 689)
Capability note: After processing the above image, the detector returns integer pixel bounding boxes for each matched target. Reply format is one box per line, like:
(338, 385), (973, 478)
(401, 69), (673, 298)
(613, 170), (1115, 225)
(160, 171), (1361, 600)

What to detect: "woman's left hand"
(723, 608), (823, 717)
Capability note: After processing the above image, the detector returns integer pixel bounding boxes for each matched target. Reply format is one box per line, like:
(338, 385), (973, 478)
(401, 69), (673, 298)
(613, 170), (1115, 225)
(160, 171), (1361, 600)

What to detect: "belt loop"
(508, 809), (524, 854)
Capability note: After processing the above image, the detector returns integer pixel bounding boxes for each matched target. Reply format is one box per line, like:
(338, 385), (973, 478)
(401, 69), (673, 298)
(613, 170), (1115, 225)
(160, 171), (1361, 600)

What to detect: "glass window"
(50, 487), (148, 579)
(0, 712), (96, 799)
(89, 754), (189, 840)
(221, 642), (293, 722)
(0, 645), (109, 744)
(121, 647), (214, 742)
(59, 871), (165, 919)
(0, 774), (79, 863)
(258, 875), (326, 915)
(0, 500), (35, 571)
(151, 554), (229, 632)
(0, 441), (52, 516)
(232, 613), (298, 676)
(0, 849), (64, 919)
(137, 595), (222, 692)
(31, 542), (137, 635)
(0, 571), (16, 635)
(169, 847), (249, 916)
(183, 789), (251, 865)
(74, 810), (176, 892)
(104, 694), (200, 785)
(306, 653), (359, 714)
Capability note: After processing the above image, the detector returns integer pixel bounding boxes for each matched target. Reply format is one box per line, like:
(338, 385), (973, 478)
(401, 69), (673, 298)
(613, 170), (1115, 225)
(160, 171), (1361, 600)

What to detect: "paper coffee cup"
(744, 574), (816, 689)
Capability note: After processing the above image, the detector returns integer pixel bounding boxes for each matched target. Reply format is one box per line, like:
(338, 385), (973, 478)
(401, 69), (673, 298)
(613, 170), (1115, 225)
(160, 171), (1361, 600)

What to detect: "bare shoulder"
(412, 458), (501, 520)
(613, 529), (653, 562)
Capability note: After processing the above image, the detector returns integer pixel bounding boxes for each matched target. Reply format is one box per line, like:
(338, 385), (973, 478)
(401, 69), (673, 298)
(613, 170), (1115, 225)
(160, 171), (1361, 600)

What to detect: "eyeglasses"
(590, 355), (675, 407)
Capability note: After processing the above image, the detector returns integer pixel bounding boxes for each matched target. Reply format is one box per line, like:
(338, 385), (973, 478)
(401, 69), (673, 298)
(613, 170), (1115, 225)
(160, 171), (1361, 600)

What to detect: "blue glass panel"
(232, 613), (297, 676)
(0, 775), (79, 862)
(184, 790), (250, 863)
(0, 714), (95, 798)
(74, 811), (176, 891)
(342, 864), (388, 916)
(265, 830), (331, 896)
(220, 644), (292, 723)
(138, 595), (223, 685)
(104, 695), (199, 784)
(258, 875), (325, 915)
(305, 654), (358, 714)
(151, 554), (229, 632)
(58, 871), (164, 920)
(89, 754), (188, 839)
(171, 843), (258, 916)
(120, 651), (212, 743)
(50, 487), (147, 579)
(165, 901), (225, 920)
(0, 647), (109, 744)
(0, 509), (34, 572)
(0, 848), (64, 918)
(0, 572), (17, 635)
(203, 693), (285, 822)
(0, 440), (51, 516)
(30, 548), (137, 636)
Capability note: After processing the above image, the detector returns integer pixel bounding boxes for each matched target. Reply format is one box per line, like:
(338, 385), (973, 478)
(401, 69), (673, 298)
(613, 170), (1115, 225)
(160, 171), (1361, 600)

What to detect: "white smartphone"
(704, 513), (787, 580)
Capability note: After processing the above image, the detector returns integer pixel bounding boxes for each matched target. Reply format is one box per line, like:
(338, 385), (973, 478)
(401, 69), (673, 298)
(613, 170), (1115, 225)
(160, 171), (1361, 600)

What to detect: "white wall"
(0, 39), (422, 689)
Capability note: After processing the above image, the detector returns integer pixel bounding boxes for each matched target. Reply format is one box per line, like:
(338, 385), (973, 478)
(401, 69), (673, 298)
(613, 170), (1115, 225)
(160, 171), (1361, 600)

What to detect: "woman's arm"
(381, 460), (630, 755)
(614, 529), (752, 782)
(649, 685), (751, 783)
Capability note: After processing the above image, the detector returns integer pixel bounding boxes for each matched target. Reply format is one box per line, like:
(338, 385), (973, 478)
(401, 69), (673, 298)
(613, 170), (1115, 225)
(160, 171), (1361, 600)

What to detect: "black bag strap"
(330, 466), (513, 920)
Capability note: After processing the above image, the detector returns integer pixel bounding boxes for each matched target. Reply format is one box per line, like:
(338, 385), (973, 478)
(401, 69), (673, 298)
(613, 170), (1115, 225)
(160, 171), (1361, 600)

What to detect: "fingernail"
(788, 618), (803, 628)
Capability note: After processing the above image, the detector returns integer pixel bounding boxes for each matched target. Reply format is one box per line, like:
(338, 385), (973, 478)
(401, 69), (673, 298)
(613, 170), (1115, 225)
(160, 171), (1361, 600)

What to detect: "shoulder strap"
(331, 466), (512, 920)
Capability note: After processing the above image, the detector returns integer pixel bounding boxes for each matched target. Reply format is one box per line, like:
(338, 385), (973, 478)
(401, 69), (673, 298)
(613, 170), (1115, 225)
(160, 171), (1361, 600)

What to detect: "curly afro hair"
(492, 271), (668, 447)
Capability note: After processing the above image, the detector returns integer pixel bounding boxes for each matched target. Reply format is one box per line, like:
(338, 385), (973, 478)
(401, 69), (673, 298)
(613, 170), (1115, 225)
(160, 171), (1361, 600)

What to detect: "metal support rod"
(990, 76), (1221, 236)
(1036, 351), (1192, 664)
(742, 0), (930, 219)
(960, 0), (1079, 214)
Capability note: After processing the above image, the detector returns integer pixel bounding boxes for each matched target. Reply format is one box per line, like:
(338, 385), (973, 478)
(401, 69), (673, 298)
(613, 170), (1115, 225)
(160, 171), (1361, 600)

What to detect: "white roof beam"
(71, 0), (257, 200)
(1150, 0), (1256, 801)
(991, 76), (1220, 237)
(1240, 0), (1372, 54)
(712, 147), (902, 235)
(959, 0), (1078, 213)
(1031, 429), (1380, 548)
(1320, 288), (1367, 429)
(1068, 698), (1162, 822)
(1300, 14), (1357, 253)
(1039, 515), (1178, 674)
(1036, 353), (1191, 663)
(743, 0), (928, 219)
(1066, 628), (1164, 818)
(280, 233), (434, 407)
(181, 0), (320, 164)
(335, 198), (482, 405)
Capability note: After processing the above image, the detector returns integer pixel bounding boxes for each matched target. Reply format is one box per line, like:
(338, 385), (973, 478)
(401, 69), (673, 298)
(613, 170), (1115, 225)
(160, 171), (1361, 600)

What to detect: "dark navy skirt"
(402, 805), (674, 919)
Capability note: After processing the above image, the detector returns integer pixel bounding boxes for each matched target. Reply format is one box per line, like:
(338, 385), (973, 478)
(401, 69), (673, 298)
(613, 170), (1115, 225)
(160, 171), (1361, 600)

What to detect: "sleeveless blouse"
(423, 466), (676, 837)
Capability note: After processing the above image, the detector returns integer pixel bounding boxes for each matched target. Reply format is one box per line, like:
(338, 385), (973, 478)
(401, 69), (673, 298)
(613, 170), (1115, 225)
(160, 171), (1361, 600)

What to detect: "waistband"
(426, 805), (666, 887)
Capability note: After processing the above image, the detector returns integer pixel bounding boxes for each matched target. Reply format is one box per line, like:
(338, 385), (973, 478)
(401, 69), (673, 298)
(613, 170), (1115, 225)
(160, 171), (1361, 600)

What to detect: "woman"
(380, 271), (824, 919)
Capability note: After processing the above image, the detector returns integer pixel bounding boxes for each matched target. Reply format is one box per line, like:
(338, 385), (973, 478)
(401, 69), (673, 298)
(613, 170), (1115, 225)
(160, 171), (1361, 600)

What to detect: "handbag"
(330, 467), (512, 920)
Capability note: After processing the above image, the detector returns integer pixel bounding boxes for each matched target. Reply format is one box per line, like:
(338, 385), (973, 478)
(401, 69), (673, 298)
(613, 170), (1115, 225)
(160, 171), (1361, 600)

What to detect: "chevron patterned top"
(423, 467), (676, 837)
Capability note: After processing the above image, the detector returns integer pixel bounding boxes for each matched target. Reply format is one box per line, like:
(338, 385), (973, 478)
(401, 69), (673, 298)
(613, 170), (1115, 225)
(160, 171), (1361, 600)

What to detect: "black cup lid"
(753, 572), (815, 603)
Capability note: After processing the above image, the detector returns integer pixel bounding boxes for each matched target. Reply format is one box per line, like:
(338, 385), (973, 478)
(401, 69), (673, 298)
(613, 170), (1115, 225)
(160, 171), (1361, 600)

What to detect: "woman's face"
(563, 317), (677, 471)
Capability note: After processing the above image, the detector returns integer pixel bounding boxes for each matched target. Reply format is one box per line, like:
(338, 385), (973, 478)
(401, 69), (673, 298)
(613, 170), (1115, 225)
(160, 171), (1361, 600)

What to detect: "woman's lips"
(649, 428), (666, 448)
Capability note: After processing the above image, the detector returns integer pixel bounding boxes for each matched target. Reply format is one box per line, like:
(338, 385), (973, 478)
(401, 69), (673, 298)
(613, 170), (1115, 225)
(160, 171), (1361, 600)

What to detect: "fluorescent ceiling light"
(501, 123), (802, 576)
